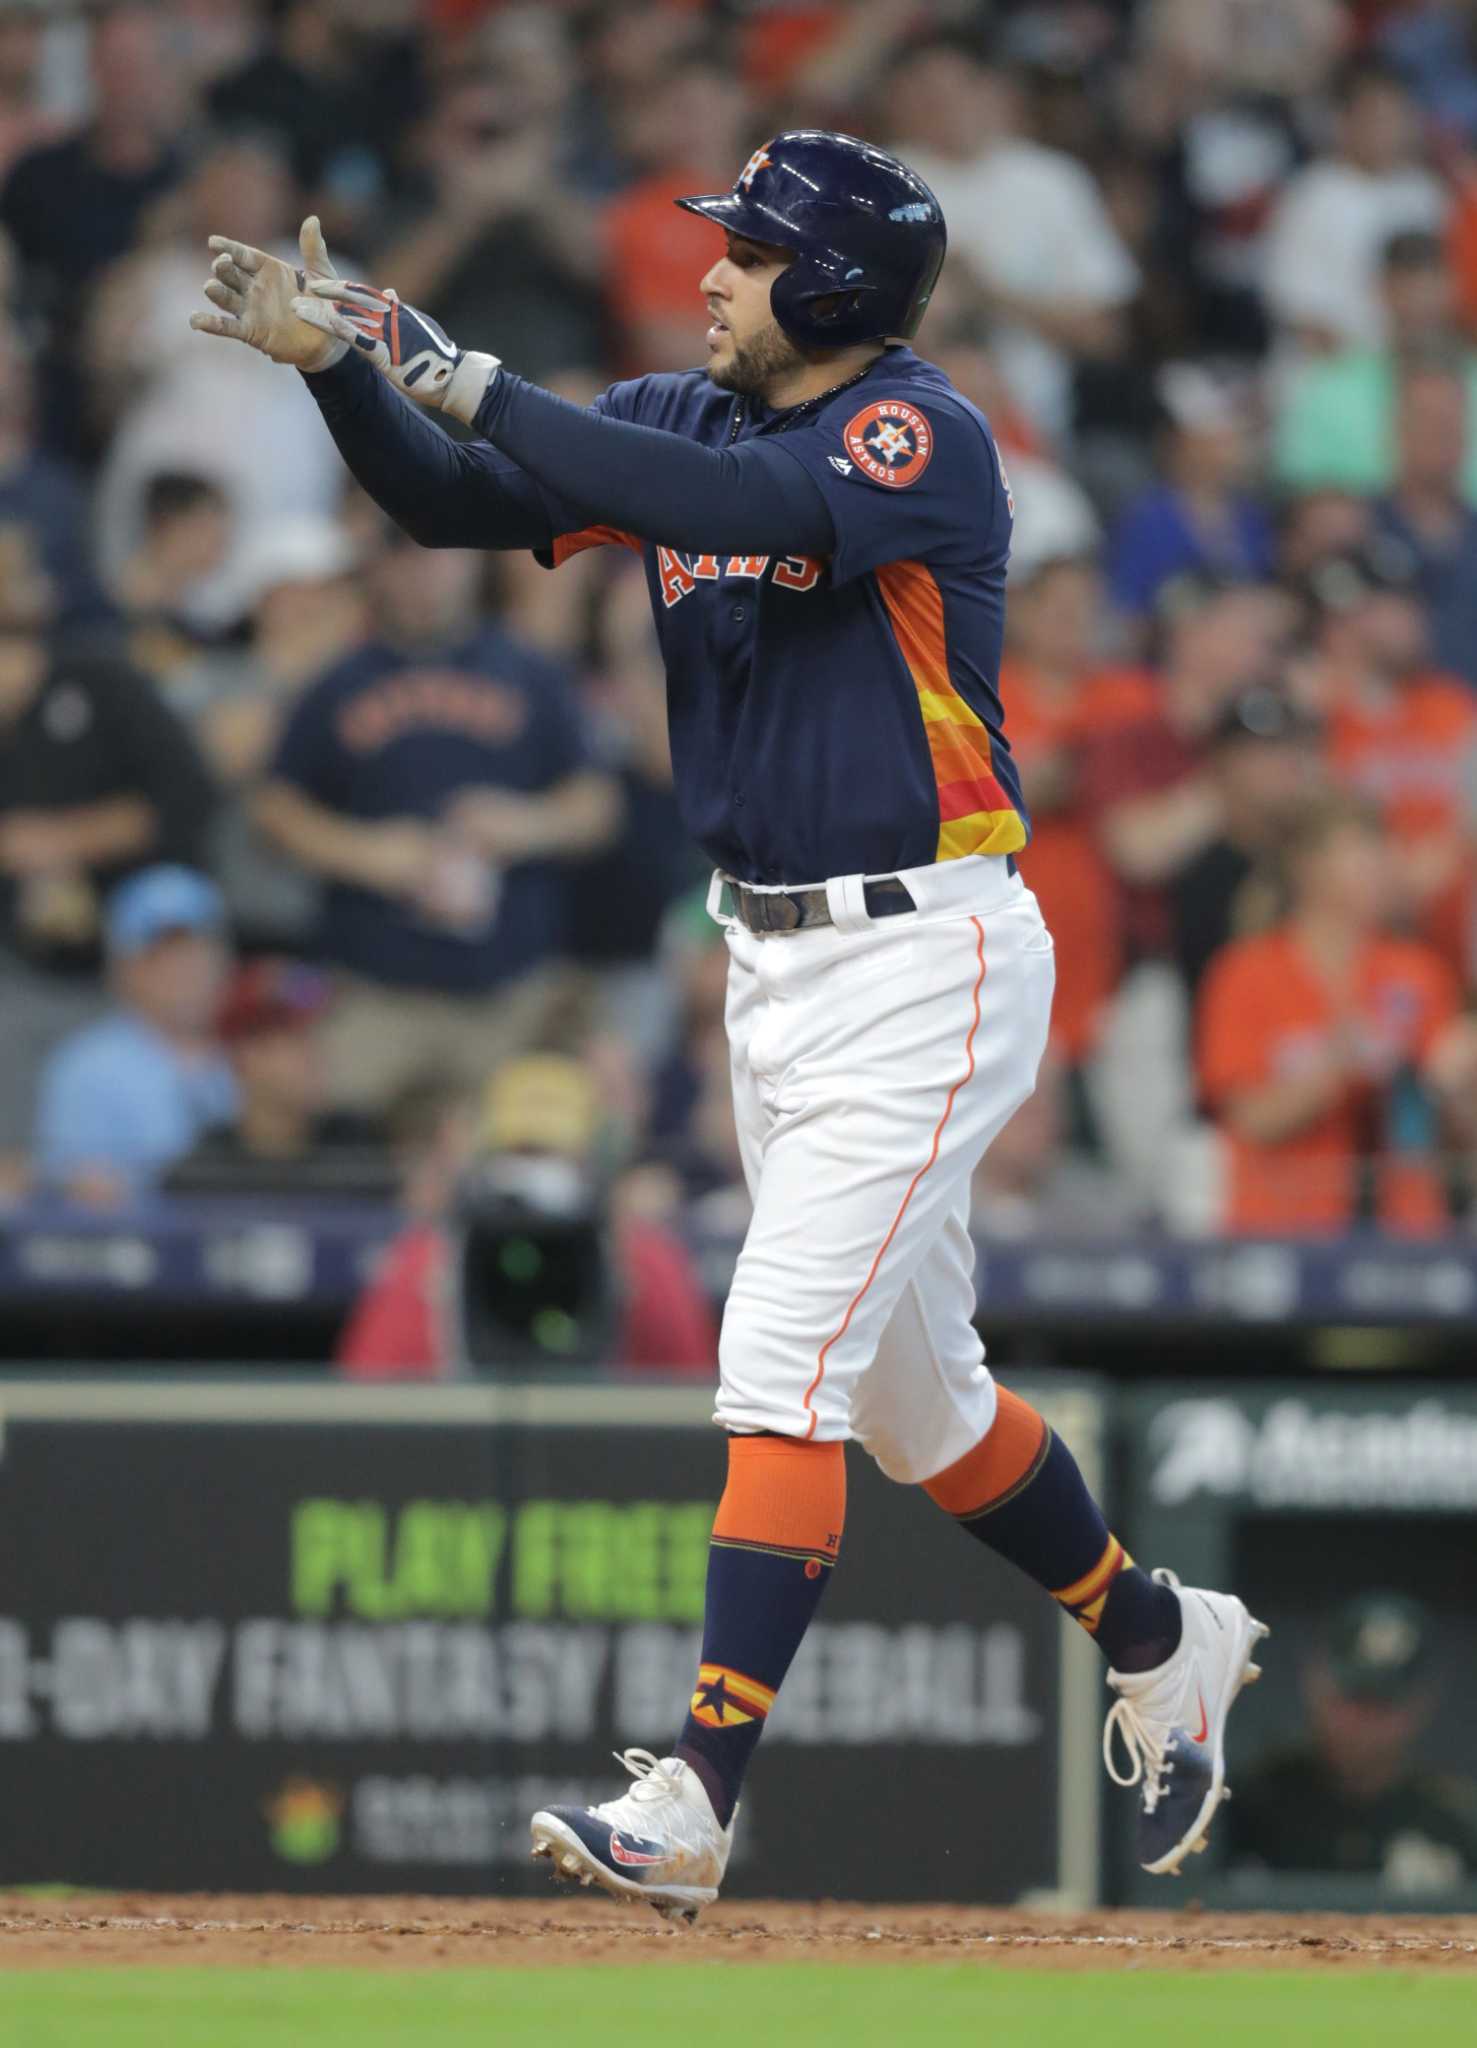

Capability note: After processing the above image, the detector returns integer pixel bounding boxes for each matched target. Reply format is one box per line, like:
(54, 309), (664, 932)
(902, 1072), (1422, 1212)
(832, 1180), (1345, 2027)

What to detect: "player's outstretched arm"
(191, 220), (560, 552)
(303, 273), (836, 558)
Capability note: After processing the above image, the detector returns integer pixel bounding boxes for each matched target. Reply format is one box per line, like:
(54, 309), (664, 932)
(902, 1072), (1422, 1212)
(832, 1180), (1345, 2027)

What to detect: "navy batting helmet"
(675, 131), (946, 350)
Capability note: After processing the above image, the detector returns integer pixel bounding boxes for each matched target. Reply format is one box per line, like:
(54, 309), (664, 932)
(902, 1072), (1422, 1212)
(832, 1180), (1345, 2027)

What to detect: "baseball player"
(193, 130), (1266, 1919)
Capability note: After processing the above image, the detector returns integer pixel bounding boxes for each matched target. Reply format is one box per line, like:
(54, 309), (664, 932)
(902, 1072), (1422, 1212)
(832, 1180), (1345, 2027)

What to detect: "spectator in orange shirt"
(1000, 557), (1156, 1064)
(602, 47), (753, 374)
(1197, 794), (1477, 1237)
(1301, 544), (1477, 979)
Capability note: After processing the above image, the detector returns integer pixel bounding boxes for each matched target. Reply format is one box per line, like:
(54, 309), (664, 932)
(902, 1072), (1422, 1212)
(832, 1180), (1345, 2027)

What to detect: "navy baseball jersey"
(270, 626), (590, 992)
(544, 348), (1028, 886)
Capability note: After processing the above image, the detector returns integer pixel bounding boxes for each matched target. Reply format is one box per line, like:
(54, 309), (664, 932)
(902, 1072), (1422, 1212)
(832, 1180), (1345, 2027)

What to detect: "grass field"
(7, 1966), (1475, 2048)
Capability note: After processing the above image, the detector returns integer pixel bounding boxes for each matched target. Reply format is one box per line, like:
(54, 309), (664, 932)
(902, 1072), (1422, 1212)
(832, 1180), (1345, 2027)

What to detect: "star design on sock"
(691, 1671), (753, 1727)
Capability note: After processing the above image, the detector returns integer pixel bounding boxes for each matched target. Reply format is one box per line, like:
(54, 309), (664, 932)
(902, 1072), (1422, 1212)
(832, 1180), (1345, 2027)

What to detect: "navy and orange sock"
(674, 1434), (844, 1828)
(924, 1388), (1181, 1672)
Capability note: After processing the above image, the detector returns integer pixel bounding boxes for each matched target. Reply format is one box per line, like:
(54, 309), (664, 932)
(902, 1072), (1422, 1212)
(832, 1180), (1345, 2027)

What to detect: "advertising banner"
(1114, 1384), (1477, 1909)
(0, 1381), (1101, 1903)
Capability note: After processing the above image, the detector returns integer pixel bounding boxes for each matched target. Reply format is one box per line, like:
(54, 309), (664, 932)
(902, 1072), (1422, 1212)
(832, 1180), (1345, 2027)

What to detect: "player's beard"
(708, 316), (808, 398)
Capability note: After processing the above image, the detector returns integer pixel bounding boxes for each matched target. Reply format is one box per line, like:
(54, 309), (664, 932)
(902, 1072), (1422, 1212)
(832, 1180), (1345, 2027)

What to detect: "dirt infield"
(4, 1894), (1477, 1972)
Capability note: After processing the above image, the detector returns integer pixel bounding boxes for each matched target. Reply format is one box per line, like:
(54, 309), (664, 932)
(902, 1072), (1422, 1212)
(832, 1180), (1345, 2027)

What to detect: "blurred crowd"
(2, 0), (1477, 1289)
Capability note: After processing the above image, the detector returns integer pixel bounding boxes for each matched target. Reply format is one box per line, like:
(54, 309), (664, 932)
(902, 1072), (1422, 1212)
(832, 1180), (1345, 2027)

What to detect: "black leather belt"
(724, 874), (916, 935)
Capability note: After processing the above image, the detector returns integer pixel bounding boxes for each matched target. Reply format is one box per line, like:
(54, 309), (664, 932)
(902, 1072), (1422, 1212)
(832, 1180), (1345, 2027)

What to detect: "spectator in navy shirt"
(255, 528), (619, 1110)
(1107, 365), (1275, 631)
(33, 866), (237, 1206)
(1373, 356), (1477, 688)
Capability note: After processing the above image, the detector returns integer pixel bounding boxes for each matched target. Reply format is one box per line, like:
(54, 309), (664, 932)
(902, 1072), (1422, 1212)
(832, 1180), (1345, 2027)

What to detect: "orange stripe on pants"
(801, 916), (987, 1440)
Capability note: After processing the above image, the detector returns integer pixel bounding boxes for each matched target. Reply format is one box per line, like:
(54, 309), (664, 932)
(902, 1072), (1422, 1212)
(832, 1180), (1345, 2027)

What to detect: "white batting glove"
(189, 215), (348, 373)
(296, 274), (501, 426)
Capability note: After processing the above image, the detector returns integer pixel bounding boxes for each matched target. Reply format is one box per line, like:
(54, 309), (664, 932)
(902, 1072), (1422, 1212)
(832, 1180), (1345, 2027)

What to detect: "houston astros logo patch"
(843, 399), (934, 488)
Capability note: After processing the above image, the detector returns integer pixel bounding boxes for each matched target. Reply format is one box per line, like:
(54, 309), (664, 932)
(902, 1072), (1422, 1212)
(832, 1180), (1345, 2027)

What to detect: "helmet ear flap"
(771, 258), (877, 349)
(805, 289), (865, 330)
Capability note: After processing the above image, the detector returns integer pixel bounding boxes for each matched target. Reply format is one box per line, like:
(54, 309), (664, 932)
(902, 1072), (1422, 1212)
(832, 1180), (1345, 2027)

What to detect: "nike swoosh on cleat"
(609, 1832), (665, 1867)
(1191, 1689), (1209, 1744)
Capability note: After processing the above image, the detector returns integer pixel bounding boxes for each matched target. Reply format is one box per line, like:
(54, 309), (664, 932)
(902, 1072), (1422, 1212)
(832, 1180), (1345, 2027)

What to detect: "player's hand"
(298, 274), (501, 425)
(189, 215), (347, 373)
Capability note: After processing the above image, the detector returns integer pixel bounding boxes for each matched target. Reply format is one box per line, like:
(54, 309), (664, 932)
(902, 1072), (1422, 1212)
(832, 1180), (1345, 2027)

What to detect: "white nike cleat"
(530, 1749), (734, 1924)
(1103, 1568), (1269, 1876)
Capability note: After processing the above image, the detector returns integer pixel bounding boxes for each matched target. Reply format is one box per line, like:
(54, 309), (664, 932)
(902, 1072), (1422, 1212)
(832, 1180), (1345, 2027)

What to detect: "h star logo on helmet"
(842, 399), (935, 488)
(738, 145), (773, 191)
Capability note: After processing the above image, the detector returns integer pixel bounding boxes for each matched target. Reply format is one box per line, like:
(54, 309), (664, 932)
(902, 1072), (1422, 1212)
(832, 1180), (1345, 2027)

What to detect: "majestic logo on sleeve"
(843, 399), (934, 488)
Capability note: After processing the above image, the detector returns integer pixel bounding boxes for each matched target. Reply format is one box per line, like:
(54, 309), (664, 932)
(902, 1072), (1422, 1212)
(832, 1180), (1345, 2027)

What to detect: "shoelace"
(603, 1748), (678, 1809)
(1102, 1696), (1173, 1808)
(1102, 1565), (1182, 1808)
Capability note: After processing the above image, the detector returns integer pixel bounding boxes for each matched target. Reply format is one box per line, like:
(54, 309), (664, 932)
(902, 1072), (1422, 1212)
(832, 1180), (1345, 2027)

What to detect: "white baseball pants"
(712, 854), (1055, 1485)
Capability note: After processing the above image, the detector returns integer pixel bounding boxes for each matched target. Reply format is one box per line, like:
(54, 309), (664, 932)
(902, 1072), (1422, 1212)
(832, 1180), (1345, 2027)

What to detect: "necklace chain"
(726, 360), (875, 445)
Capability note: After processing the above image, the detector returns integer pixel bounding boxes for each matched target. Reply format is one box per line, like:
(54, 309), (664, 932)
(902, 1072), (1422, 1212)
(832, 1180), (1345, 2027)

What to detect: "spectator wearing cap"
(255, 533), (620, 1112)
(1372, 357), (1477, 688)
(1170, 685), (1325, 996)
(0, 627), (217, 1170)
(168, 958), (387, 1198)
(998, 556), (1157, 1070)
(1106, 365), (1275, 626)
(886, 30), (1138, 444)
(1276, 231), (1477, 504)
(1230, 1592), (1477, 1887)
(1197, 794), (1477, 1235)
(337, 1054), (717, 1380)
(32, 866), (237, 1206)
(1261, 57), (1446, 364)
(1303, 543), (1477, 978)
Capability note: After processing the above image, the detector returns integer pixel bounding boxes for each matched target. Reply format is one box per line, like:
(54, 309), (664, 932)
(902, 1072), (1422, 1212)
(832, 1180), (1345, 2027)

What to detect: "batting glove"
(189, 215), (348, 373)
(296, 275), (501, 427)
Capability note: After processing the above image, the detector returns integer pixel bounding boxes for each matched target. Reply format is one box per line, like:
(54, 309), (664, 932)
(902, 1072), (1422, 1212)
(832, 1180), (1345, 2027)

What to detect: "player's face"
(701, 234), (806, 396)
